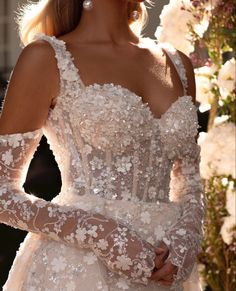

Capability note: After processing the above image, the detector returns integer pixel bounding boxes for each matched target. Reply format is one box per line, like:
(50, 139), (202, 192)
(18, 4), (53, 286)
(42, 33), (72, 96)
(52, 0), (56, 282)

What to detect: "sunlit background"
(0, 1), (235, 290)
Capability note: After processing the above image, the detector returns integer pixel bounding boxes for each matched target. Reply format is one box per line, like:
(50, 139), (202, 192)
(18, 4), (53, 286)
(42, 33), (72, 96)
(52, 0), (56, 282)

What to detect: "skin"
(0, 0), (196, 286)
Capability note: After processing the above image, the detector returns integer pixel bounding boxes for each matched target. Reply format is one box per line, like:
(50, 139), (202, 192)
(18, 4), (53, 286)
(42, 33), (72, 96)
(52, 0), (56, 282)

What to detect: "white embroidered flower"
(87, 225), (98, 238)
(8, 135), (22, 148)
(83, 252), (97, 265)
(65, 234), (75, 244)
(120, 188), (132, 200)
(116, 278), (130, 290)
(176, 229), (187, 236)
(179, 244), (188, 254)
(51, 256), (67, 272)
(162, 236), (171, 246)
(62, 68), (78, 82)
(0, 187), (7, 197)
(2, 150), (13, 166)
(154, 225), (166, 241)
(84, 144), (93, 155)
(47, 206), (55, 217)
(146, 236), (155, 245)
(74, 175), (86, 188)
(73, 82), (155, 153)
(148, 186), (157, 199)
(96, 239), (109, 250)
(75, 226), (87, 242)
(140, 211), (151, 224)
(90, 156), (104, 170)
(217, 58), (236, 100)
(11, 194), (27, 204)
(115, 255), (133, 271)
(115, 156), (132, 174)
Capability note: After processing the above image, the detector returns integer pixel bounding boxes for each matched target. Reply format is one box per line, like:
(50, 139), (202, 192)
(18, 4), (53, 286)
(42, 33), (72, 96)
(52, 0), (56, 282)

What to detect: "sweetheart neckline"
(82, 82), (194, 122)
(45, 35), (196, 123)
(49, 79), (194, 124)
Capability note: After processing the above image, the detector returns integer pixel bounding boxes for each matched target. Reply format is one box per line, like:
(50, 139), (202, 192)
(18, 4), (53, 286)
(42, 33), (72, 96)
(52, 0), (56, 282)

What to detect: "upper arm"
(0, 39), (60, 135)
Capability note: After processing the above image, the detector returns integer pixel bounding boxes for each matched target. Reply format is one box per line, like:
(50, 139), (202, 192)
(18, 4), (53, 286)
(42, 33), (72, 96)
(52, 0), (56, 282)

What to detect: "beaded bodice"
(39, 34), (199, 204)
(0, 33), (205, 289)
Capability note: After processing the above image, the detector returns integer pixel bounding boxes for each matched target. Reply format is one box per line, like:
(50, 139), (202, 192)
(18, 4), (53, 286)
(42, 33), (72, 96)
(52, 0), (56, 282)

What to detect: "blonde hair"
(16, 0), (153, 46)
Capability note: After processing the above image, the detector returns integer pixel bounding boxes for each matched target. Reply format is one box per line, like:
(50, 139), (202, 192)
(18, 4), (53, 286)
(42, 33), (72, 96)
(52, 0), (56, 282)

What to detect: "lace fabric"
(0, 130), (157, 285)
(1, 33), (205, 290)
(163, 141), (205, 287)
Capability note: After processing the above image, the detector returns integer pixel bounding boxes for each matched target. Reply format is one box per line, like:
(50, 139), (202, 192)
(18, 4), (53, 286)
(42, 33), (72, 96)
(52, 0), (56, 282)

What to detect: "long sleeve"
(162, 137), (206, 285)
(0, 128), (156, 285)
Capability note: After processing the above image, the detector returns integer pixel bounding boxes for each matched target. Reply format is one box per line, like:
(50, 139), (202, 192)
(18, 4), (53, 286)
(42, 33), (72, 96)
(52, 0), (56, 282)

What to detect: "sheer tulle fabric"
(1, 33), (205, 291)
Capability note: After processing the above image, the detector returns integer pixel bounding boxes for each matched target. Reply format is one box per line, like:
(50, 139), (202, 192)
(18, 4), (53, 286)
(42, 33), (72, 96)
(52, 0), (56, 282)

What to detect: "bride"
(0, 0), (205, 290)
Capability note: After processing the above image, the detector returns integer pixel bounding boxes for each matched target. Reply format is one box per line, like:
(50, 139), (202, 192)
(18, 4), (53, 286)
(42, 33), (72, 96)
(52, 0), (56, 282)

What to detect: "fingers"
(163, 273), (174, 281)
(154, 253), (166, 269)
(155, 247), (165, 255)
(158, 241), (168, 250)
(150, 261), (178, 282)
(154, 247), (169, 269)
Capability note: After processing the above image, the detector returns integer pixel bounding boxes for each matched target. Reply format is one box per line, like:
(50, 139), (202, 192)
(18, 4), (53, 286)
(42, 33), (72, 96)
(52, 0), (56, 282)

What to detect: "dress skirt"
(3, 193), (202, 291)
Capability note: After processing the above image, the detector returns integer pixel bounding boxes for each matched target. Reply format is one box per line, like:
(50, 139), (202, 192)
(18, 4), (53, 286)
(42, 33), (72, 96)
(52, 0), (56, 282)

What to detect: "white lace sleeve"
(156, 43), (206, 287)
(163, 136), (206, 286)
(0, 129), (156, 285)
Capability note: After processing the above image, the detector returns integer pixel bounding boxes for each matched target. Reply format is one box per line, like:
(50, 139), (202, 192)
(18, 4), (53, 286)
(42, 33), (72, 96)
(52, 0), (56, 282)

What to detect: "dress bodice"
(38, 33), (199, 204)
(0, 33), (205, 290)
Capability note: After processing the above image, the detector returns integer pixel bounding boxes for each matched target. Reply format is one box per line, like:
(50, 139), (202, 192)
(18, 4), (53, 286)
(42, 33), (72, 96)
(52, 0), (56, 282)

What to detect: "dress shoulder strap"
(158, 42), (188, 96)
(32, 33), (79, 94)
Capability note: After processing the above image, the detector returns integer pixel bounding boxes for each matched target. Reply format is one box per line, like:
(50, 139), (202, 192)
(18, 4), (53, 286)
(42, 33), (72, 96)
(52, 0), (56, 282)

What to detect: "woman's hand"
(154, 242), (169, 269)
(150, 242), (178, 286)
(151, 260), (178, 286)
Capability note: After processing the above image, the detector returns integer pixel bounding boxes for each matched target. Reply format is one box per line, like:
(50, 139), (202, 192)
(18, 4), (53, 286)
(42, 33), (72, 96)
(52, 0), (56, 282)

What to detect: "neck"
(73, 0), (139, 45)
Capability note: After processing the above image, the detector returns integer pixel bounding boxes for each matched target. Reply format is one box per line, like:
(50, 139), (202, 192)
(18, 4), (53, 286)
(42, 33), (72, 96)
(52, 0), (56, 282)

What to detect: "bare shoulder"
(0, 39), (60, 134)
(151, 41), (196, 103)
(16, 39), (59, 80)
(147, 41), (196, 102)
(9, 39), (60, 99)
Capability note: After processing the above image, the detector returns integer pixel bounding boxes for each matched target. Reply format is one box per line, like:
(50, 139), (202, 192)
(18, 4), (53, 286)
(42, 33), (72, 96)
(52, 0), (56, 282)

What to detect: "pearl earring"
(83, 0), (93, 10)
(131, 10), (140, 21)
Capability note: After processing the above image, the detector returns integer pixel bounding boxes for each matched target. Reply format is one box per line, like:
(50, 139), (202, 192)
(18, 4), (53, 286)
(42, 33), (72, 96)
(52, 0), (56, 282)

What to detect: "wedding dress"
(0, 33), (205, 291)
